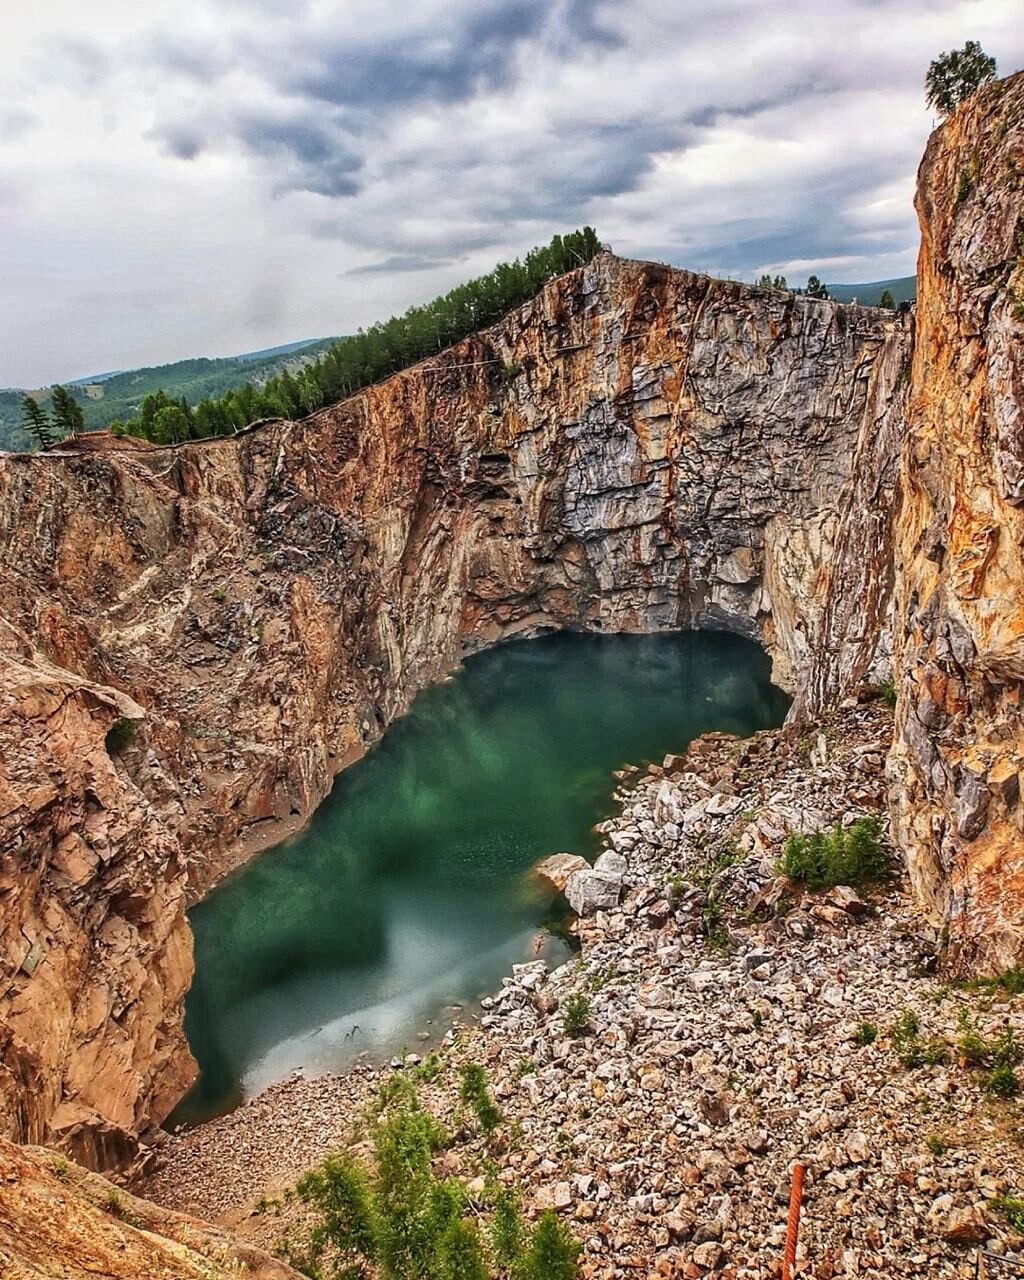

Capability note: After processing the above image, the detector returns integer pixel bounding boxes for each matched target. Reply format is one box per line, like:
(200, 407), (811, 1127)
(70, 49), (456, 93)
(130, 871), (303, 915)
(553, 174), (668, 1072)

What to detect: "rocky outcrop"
(0, 254), (910, 1160)
(891, 70), (1024, 971)
(0, 1135), (300, 1279)
(0, 637), (194, 1170)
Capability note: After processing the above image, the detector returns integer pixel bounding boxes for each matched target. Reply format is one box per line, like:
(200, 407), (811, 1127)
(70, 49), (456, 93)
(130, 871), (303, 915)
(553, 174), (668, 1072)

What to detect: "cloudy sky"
(1, 0), (1021, 387)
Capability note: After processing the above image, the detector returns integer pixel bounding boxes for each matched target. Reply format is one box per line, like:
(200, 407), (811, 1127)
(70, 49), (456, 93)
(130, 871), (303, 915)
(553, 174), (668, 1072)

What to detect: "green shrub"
(701, 895), (730, 952)
(853, 1021), (878, 1046)
(665, 873), (686, 906)
(779, 816), (889, 887)
(695, 840), (741, 891)
(296, 1153), (378, 1273)
(413, 1053), (443, 1083)
(561, 993), (592, 1038)
(925, 1134), (946, 1156)
(518, 1210), (581, 1280)
(993, 1195), (1024, 1231)
(1001, 967), (1024, 996)
(104, 717), (136, 756)
(294, 1083), (578, 1280)
(490, 1188), (524, 1269)
(959, 966), (1024, 999)
(880, 680), (897, 709)
(957, 1026), (991, 1067)
(956, 1016), (1021, 1096)
(891, 1009), (948, 1067)
(458, 1063), (502, 1134)
(436, 1218), (488, 1280)
(986, 1062), (1020, 1098)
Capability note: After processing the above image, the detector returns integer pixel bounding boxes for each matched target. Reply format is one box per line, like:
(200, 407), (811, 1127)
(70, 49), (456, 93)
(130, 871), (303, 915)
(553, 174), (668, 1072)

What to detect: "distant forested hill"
(826, 276), (916, 306)
(0, 337), (336, 450)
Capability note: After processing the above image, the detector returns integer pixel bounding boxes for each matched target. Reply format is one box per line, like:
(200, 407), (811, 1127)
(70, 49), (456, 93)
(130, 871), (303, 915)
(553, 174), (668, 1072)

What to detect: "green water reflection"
(177, 631), (789, 1121)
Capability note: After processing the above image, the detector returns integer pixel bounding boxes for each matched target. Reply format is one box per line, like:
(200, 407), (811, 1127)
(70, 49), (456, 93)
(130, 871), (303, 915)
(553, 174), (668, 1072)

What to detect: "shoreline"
(140, 699), (1024, 1277)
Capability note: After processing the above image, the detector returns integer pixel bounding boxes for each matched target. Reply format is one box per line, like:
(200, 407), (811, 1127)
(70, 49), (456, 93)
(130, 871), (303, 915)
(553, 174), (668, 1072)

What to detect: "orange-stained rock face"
(1, 254), (910, 1163)
(891, 70), (1024, 972)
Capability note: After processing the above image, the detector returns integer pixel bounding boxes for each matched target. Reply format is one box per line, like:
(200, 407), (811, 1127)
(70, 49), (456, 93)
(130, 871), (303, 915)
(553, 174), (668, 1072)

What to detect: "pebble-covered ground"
(140, 700), (1024, 1278)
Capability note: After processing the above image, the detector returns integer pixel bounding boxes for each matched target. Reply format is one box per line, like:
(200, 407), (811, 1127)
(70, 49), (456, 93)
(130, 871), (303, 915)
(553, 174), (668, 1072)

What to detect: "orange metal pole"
(781, 1161), (806, 1280)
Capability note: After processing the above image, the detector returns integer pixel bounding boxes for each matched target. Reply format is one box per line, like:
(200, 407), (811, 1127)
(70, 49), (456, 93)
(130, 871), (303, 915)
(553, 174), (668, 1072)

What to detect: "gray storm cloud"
(1, 0), (1021, 385)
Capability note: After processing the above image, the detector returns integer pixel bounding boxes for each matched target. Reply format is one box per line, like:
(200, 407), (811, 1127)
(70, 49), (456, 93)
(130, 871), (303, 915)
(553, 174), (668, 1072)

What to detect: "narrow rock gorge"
(0, 71), (1021, 1173)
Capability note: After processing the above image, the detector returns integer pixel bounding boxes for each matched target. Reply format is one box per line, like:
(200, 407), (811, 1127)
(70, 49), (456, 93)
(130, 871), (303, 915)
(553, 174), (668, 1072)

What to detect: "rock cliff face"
(7, 71), (1024, 1164)
(0, 256), (909, 1162)
(891, 70), (1024, 971)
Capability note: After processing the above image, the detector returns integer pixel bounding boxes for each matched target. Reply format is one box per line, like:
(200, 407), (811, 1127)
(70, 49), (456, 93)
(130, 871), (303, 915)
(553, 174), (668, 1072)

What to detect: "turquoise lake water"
(177, 631), (789, 1122)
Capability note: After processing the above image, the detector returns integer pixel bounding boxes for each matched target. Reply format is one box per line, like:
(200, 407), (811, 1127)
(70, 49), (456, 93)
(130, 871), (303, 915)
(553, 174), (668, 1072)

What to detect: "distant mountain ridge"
(0, 337), (336, 450)
(825, 275), (916, 306)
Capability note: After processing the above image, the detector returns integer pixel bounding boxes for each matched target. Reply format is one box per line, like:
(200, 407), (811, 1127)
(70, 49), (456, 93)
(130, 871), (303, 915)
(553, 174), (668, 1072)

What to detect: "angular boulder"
(566, 867), (623, 915)
(533, 852), (589, 894)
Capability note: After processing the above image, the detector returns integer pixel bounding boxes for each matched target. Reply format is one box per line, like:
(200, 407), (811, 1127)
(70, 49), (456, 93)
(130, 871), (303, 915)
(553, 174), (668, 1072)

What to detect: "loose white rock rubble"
(140, 701), (1023, 1279)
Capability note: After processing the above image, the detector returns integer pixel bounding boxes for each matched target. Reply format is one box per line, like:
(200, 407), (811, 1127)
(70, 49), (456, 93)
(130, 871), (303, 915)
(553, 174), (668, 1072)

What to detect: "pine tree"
(49, 385), (85, 435)
(490, 1188), (524, 1268)
(435, 1218), (488, 1280)
(21, 396), (55, 449)
(152, 404), (190, 444)
(926, 41), (996, 117)
(112, 229), (605, 443)
(805, 275), (829, 299)
(878, 289), (896, 310)
(520, 1210), (580, 1280)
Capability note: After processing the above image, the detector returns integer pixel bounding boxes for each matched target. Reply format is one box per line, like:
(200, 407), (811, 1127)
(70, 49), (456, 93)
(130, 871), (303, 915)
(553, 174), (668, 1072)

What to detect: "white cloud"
(0, 0), (1021, 385)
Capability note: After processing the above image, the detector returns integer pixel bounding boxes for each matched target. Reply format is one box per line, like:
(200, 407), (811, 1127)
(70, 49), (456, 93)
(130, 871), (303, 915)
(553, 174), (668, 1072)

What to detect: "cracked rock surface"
(0, 253), (907, 1160)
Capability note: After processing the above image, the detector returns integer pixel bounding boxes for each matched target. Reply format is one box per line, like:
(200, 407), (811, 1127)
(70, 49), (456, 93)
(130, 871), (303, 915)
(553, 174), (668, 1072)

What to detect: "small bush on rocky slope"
(104, 716), (136, 755)
(956, 1015), (1022, 1097)
(779, 816), (889, 887)
(891, 1009), (949, 1067)
(993, 1195), (1024, 1232)
(957, 965), (1024, 999)
(459, 1063), (502, 1134)
(560, 993), (591, 1038)
(291, 1080), (579, 1280)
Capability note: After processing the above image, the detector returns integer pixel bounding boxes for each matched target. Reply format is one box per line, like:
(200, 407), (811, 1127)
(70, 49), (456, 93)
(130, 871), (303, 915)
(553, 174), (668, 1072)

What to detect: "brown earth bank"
(0, 1134), (300, 1279)
(0, 68), (1020, 1197)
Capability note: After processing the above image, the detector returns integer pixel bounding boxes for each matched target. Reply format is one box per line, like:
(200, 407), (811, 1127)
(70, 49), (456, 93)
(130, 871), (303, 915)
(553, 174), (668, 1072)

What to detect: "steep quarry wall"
(891, 70), (1024, 971)
(0, 256), (909, 1163)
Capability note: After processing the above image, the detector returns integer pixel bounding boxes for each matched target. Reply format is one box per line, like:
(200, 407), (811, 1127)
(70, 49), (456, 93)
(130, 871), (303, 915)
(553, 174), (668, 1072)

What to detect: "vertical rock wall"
(891, 71), (1024, 971)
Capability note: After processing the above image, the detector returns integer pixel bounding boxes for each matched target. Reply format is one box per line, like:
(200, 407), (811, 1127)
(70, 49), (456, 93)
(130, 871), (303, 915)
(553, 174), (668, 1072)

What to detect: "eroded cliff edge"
(892, 70), (1024, 972)
(0, 255), (908, 1163)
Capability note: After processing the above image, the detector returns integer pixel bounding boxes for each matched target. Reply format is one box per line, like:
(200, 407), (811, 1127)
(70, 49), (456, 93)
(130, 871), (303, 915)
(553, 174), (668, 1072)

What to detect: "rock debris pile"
(142, 701), (1023, 1278)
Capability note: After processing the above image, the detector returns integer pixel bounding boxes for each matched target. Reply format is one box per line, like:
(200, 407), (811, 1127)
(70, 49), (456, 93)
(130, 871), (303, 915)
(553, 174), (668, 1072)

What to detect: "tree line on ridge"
(20, 228), (603, 449)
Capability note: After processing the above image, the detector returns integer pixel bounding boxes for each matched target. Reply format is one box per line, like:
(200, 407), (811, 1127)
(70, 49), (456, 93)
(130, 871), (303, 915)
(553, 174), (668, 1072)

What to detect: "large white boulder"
(566, 867), (623, 915)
